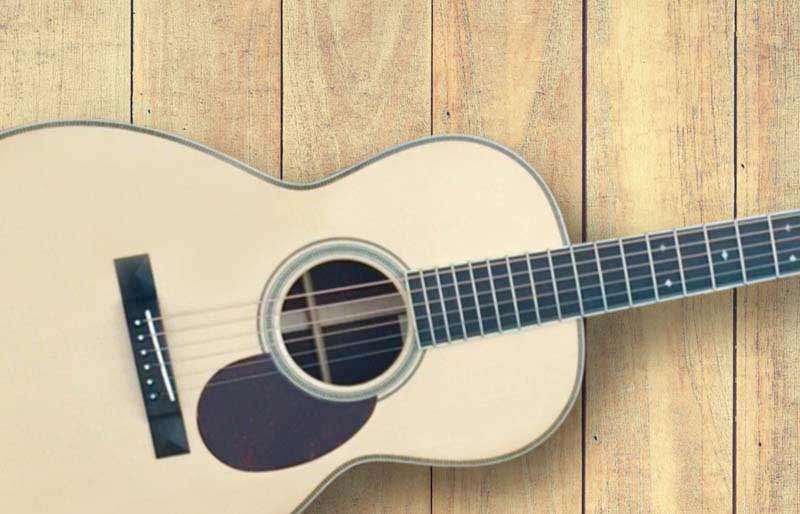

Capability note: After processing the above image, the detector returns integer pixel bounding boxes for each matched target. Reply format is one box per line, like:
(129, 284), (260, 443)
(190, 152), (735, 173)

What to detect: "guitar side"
(0, 122), (582, 514)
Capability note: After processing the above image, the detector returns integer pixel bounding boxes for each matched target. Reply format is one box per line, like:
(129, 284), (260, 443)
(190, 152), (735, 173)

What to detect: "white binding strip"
(505, 256), (522, 328)
(144, 309), (176, 402)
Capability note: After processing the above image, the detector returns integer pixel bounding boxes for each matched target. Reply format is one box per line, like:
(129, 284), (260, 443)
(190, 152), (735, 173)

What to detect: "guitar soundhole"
(279, 259), (408, 386)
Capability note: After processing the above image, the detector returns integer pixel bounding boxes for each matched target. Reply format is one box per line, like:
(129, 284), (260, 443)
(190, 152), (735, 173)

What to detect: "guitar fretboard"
(406, 210), (800, 348)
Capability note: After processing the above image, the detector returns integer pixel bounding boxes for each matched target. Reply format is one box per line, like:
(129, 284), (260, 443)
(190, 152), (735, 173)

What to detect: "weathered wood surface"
(0, 1), (129, 125)
(737, 1), (800, 512)
(133, 0), (281, 176)
(2, 0), (800, 512)
(585, 0), (734, 512)
(432, 1), (582, 512)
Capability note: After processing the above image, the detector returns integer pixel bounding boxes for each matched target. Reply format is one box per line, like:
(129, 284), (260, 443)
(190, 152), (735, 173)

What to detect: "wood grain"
(431, 1), (582, 512)
(282, 0), (431, 183)
(133, 0), (281, 175)
(736, 1), (800, 511)
(6, 1), (800, 512)
(0, 0), (129, 127)
(283, 1), (432, 512)
(585, 0), (734, 512)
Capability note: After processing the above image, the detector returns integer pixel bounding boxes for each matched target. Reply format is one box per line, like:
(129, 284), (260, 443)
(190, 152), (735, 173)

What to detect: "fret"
(622, 236), (657, 304)
(422, 270), (449, 344)
(644, 234), (660, 300)
(672, 229), (688, 295)
(767, 215), (781, 275)
(510, 255), (538, 326)
(573, 243), (605, 314)
(406, 210), (800, 347)
(435, 268), (460, 341)
(648, 231), (683, 299)
(530, 252), (559, 322)
(597, 240), (630, 309)
(551, 249), (580, 318)
(456, 264), (483, 337)
(738, 216), (777, 281)
(471, 262), (499, 333)
(486, 261), (503, 332)
(771, 211), (800, 275)
(568, 246), (585, 316)
(525, 254), (542, 324)
(488, 258), (518, 331)
(677, 228), (714, 293)
(593, 242), (609, 311)
(467, 263), (486, 336)
(434, 269), (452, 342)
(733, 220), (748, 282)
(405, 271), (434, 347)
(449, 266), (468, 339)
(505, 257), (522, 327)
(707, 221), (744, 287)
(702, 225), (718, 289)
(618, 239), (634, 304)
(546, 250), (562, 319)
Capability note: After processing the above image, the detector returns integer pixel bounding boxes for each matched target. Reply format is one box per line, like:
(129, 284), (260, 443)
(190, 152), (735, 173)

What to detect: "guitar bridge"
(115, 254), (190, 459)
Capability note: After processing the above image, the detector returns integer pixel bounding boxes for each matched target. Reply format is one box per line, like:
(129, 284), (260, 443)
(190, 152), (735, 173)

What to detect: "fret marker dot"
(791, 255), (797, 263)
(665, 279), (673, 288)
(721, 250), (729, 261)
(786, 223), (792, 232)
(659, 244), (667, 252)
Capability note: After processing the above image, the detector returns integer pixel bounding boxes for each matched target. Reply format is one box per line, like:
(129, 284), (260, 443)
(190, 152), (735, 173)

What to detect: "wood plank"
(432, 1), (582, 512)
(283, 0), (430, 183)
(133, 0), (281, 175)
(585, 0), (734, 512)
(283, 1), (431, 513)
(736, 1), (800, 511)
(0, 0), (129, 127)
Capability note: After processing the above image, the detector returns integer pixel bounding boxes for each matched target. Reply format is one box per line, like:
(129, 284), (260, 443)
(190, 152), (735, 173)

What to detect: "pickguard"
(196, 354), (376, 472)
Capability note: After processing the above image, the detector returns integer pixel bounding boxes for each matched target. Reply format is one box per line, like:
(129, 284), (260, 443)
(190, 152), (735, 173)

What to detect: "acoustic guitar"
(1, 121), (796, 514)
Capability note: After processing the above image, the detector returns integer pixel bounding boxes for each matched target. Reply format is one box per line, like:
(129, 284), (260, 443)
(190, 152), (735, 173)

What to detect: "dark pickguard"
(196, 354), (376, 472)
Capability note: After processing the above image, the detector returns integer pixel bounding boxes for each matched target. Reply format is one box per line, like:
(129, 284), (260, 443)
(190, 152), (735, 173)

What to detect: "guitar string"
(142, 218), (798, 326)
(169, 252), (798, 390)
(184, 255), (800, 392)
(149, 235), (749, 353)
(143, 228), (783, 340)
(145, 233), (798, 359)
(178, 244), (792, 375)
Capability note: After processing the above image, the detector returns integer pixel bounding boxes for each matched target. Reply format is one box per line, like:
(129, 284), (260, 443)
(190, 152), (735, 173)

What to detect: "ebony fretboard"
(406, 210), (800, 348)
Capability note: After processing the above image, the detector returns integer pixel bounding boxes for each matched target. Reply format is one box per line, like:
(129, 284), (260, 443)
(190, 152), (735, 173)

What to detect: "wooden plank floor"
(1, 1), (798, 512)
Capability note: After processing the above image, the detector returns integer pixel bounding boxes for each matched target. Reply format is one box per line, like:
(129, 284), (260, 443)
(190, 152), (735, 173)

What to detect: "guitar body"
(0, 122), (582, 514)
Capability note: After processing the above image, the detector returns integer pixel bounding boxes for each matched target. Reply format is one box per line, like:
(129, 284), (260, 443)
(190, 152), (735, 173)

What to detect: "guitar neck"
(406, 209), (800, 348)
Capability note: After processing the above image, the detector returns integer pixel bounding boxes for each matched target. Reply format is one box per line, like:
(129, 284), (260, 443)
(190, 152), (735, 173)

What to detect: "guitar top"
(0, 121), (797, 513)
